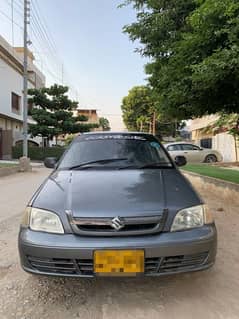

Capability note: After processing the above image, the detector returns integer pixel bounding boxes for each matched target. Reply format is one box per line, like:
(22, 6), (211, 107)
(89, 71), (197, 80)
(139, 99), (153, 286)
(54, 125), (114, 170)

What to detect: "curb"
(182, 170), (239, 192)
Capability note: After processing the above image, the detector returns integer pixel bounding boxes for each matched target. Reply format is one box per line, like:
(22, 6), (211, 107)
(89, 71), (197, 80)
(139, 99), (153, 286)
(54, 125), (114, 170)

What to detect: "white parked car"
(165, 142), (223, 163)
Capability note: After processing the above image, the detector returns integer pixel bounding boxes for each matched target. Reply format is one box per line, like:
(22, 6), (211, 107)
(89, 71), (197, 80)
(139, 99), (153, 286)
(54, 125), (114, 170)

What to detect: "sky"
(0, 0), (148, 130)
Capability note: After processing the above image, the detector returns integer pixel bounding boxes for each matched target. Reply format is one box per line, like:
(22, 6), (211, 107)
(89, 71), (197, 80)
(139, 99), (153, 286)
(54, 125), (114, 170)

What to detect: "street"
(0, 168), (239, 319)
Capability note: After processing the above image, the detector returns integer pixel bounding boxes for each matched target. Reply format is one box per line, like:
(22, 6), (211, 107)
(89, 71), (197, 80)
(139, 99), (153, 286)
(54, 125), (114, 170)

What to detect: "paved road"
(0, 167), (50, 222)
(0, 168), (239, 319)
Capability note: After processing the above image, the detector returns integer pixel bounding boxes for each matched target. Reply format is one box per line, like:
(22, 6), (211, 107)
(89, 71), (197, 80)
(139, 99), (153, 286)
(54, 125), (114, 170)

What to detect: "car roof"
(82, 131), (154, 137)
(164, 142), (194, 146)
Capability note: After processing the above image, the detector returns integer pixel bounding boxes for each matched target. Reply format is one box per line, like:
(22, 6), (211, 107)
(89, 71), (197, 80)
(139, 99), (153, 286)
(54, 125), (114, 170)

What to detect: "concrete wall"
(190, 115), (219, 131)
(213, 132), (238, 162)
(0, 118), (21, 158)
(1, 130), (13, 159)
(0, 58), (38, 122)
(0, 58), (24, 122)
(191, 116), (239, 162)
(192, 130), (238, 162)
(0, 36), (45, 157)
(75, 109), (100, 124)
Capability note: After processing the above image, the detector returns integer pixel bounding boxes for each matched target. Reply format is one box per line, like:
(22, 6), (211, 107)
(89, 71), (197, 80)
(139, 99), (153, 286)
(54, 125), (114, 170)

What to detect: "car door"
(166, 144), (182, 160)
(180, 144), (204, 163)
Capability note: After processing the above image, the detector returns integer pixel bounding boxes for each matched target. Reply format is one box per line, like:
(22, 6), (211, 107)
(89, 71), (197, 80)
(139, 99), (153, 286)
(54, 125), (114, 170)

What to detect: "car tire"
(175, 156), (186, 163)
(205, 154), (217, 163)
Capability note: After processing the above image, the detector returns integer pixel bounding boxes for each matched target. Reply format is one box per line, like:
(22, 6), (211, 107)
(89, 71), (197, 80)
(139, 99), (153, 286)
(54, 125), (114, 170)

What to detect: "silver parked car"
(18, 132), (217, 277)
(165, 142), (223, 163)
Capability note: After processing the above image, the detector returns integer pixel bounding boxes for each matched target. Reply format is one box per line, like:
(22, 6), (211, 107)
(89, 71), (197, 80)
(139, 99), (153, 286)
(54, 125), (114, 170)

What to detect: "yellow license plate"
(94, 250), (144, 275)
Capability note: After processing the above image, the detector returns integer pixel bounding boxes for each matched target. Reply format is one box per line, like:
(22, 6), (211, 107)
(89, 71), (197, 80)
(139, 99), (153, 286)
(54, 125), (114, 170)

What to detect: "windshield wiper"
(118, 162), (172, 170)
(139, 162), (172, 169)
(68, 158), (129, 170)
(118, 165), (140, 170)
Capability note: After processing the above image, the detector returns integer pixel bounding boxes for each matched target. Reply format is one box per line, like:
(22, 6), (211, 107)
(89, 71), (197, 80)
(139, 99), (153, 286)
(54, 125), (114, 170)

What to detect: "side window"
(181, 144), (199, 151)
(192, 145), (200, 150)
(12, 92), (21, 114)
(167, 145), (181, 151)
(200, 138), (212, 149)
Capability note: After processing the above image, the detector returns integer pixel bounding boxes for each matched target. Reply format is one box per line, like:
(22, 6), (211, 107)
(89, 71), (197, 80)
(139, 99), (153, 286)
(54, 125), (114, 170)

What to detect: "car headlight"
(171, 204), (214, 232)
(21, 207), (64, 234)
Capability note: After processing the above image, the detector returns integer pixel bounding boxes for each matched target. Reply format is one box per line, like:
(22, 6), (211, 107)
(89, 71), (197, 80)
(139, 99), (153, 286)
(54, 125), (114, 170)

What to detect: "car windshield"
(58, 135), (173, 169)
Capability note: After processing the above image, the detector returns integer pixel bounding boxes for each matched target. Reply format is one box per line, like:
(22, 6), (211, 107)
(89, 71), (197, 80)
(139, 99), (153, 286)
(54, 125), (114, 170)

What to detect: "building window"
(11, 92), (21, 114)
(200, 138), (212, 149)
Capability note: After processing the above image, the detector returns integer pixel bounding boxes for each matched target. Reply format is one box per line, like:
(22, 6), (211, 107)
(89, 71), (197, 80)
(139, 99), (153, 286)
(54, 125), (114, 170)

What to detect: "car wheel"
(205, 154), (217, 163)
(175, 155), (186, 163)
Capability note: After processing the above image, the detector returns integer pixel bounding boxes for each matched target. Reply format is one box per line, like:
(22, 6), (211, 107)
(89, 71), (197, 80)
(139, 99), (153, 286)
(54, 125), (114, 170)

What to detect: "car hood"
(32, 169), (201, 218)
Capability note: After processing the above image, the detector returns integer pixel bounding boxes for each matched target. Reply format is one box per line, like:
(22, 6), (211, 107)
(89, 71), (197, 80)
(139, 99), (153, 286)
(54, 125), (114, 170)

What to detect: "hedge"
(12, 146), (66, 161)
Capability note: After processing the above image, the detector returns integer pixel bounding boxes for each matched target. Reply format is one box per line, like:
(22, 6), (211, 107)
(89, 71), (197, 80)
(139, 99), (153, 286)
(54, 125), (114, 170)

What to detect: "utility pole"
(61, 63), (64, 85)
(152, 111), (156, 136)
(11, 0), (14, 47)
(149, 121), (152, 134)
(23, 0), (30, 157)
(140, 120), (143, 132)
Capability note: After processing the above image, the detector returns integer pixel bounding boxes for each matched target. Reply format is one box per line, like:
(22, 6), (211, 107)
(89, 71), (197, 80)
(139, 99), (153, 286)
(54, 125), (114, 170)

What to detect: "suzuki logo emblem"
(111, 216), (124, 231)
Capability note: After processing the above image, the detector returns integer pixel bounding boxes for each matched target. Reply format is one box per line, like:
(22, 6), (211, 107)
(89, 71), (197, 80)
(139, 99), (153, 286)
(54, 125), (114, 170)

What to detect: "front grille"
(77, 259), (94, 276)
(145, 252), (209, 274)
(160, 252), (208, 273)
(78, 223), (158, 232)
(27, 256), (93, 276)
(27, 256), (77, 275)
(68, 212), (167, 236)
(145, 257), (161, 273)
(27, 252), (208, 276)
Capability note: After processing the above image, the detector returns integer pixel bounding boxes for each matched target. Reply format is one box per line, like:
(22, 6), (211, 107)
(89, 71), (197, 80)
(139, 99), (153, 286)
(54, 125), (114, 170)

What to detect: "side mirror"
(44, 157), (57, 169)
(175, 156), (187, 167)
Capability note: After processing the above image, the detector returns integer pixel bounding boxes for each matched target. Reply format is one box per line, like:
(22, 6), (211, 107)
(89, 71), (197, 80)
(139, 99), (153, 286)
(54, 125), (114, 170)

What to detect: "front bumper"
(18, 224), (217, 277)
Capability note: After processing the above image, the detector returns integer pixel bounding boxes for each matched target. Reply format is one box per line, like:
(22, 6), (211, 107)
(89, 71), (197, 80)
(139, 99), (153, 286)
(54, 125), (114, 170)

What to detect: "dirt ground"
(0, 168), (239, 319)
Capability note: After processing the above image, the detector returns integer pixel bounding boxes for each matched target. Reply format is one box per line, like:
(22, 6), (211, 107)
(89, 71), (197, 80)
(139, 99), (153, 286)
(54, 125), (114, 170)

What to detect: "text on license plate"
(94, 250), (144, 275)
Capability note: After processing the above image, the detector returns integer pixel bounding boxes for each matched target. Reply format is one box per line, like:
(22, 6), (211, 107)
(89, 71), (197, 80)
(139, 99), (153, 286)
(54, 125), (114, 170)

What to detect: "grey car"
(165, 142), (223, 163)
(18, 132), (217, 277)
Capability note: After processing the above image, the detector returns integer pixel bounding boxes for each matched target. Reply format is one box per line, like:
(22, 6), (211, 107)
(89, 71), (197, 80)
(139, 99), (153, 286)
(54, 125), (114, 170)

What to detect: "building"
(0, 35), (45, 159)
(75, 109), (99, 126)
(74, 108), (101, 131)
(190, 115), (239, 162)
(56, 108), (102, 145)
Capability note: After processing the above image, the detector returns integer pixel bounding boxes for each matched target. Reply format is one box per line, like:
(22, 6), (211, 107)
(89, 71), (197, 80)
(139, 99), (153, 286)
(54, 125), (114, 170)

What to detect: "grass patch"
(182, 164), (239, 184)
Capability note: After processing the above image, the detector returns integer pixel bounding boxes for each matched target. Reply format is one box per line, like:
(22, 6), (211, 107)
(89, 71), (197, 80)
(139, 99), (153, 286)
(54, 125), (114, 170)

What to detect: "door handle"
(184, 152), (188, 154)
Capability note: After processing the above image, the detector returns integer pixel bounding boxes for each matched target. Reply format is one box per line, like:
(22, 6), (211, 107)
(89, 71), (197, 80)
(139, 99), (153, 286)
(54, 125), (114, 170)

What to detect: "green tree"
(122, 0), (239, 118)
(121, 85), (182, 137)
(99, 117), (111, 131)
(121, 86), (154, 131)
(28, 84), (98, 145)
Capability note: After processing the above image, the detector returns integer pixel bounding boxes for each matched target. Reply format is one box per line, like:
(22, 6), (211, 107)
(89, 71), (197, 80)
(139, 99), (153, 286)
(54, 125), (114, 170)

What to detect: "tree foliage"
(99, 117), (111, 131)
(28, 84), (98, 143)
(121, 85), (183, 138)
(122, 0), (239, 119)
(121, 86), (154, 131)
